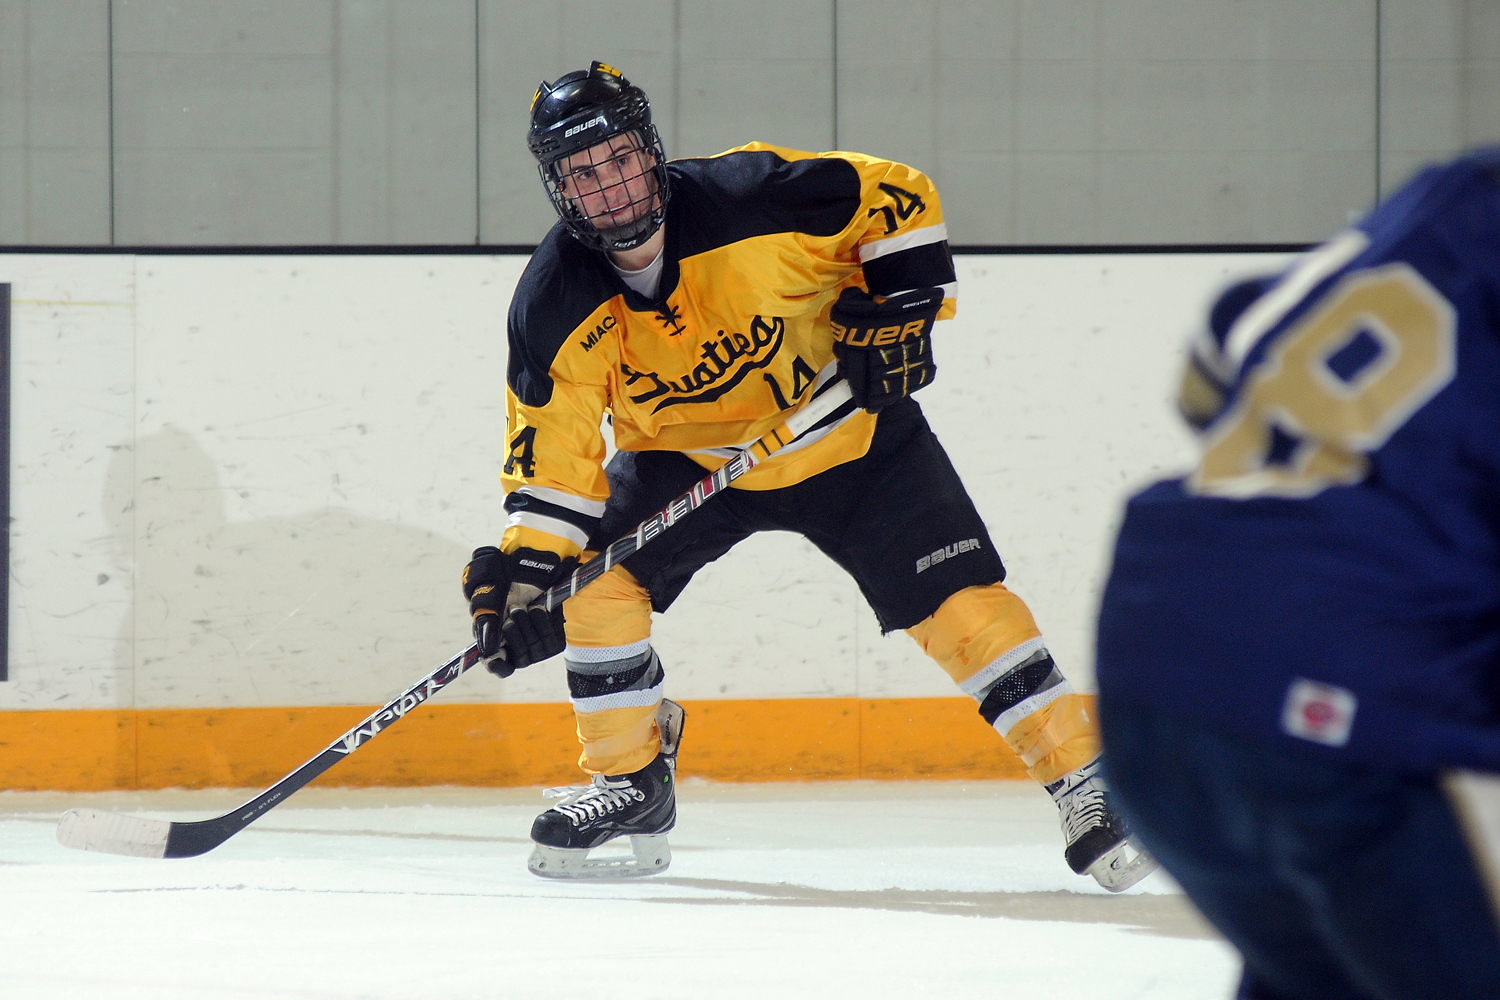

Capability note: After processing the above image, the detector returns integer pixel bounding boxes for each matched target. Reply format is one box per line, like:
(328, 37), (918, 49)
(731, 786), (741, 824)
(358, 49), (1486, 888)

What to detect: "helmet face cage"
(537, 123), (670, 253)
(527, 64), (671, 253)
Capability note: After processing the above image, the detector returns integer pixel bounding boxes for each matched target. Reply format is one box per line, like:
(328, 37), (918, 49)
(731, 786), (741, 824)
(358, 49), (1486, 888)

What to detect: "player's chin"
(595, 205), (645, 228)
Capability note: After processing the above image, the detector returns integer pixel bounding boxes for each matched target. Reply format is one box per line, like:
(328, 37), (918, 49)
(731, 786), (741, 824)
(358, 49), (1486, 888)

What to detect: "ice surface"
(0, 780), (1237, 999)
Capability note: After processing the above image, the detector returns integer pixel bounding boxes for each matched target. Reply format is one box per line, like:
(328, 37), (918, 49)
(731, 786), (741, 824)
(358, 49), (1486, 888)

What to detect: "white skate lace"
(541, 775), (645, 827)
(1055, 773), (1109, 845)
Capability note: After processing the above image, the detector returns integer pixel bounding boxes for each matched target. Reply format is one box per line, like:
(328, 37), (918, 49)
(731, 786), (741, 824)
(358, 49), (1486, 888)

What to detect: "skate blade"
(1087, 837), (1159, 893)
(527, 833), (672, 880)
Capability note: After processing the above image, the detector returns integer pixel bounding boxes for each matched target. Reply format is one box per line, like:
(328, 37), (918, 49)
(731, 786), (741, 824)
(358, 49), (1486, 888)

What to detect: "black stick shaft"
(541, 380), (852, 611)
(162, 644), (485, 857)
(141, 380), (853, 856)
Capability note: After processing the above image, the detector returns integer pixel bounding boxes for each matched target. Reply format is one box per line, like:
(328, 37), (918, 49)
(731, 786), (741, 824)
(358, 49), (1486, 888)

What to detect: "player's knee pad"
(560, 563), (662, 774)
(561, 562), (653, 648)
(906, 582), (1043, 688)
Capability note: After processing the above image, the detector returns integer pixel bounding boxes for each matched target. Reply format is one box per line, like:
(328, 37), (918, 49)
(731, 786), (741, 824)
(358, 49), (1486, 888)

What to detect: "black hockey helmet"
(527, 62), (670, 253)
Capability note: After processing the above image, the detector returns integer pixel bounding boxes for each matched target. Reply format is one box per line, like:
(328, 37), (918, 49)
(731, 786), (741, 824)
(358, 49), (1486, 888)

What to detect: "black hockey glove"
(829, 286), (943, 411)
(461, 546), (577, 679)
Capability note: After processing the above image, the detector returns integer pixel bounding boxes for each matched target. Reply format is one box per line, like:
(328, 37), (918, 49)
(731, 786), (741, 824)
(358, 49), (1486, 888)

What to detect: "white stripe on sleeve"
(859, 223), (949, 263)
(516, 485), (607, 518)
(505, 511), (590, 549)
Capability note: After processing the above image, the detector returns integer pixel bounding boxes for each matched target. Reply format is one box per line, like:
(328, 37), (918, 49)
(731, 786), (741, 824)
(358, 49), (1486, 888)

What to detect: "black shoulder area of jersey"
(666, 150), (863, 259)
(507, 222), (619, 407)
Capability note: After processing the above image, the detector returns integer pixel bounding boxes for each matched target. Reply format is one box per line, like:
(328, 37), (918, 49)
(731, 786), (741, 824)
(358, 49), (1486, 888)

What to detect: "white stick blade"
(56, 808), (170, 858)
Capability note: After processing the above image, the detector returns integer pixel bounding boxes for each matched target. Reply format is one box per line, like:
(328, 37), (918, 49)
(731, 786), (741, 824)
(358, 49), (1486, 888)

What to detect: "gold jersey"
(501, 142), (958, 558)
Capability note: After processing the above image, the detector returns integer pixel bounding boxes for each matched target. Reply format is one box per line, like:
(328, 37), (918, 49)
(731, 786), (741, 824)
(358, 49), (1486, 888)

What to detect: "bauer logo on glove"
(461, 545), (577, 678)
(829, 286), (943, 411)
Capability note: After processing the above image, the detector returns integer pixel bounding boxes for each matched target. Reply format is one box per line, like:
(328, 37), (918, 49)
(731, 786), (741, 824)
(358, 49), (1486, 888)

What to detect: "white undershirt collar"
(611, 244), (666, 299)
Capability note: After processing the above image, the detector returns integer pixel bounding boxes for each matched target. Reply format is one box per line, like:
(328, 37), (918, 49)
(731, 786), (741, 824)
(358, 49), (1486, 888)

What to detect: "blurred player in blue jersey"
(1096, 148), (1500, 999)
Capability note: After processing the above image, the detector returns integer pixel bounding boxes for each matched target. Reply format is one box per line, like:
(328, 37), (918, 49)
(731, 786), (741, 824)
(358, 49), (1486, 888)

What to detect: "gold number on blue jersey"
(1190, 264), (1456, 498)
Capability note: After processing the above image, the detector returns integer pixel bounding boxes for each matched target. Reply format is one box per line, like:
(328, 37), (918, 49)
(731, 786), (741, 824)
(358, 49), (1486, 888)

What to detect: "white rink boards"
(0, 781), (1238, 999)
(0, 250), (1294, 714)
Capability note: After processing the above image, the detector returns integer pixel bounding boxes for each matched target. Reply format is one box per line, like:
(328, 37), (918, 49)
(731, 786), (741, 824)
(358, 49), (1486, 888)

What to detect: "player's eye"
(574, 168), (594, 182)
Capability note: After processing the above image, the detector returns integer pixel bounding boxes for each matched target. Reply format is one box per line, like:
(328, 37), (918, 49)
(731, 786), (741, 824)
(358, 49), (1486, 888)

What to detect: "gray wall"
(2, 0), (1498, 247)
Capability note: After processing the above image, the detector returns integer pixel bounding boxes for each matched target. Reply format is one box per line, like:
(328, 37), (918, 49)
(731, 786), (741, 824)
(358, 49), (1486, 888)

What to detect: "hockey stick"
(539, 378), (854, 611)
(56, 643), (486, 859)
(56, 379), (855, 859)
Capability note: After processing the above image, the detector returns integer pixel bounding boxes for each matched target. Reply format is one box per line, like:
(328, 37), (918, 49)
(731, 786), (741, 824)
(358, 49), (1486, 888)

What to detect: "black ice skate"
(527, 699), (684, 880)
(1047, 758), (1158, 892)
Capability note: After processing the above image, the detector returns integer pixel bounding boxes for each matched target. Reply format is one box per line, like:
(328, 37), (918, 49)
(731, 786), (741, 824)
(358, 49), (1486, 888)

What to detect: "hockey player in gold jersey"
(461, 61), (1155, 889)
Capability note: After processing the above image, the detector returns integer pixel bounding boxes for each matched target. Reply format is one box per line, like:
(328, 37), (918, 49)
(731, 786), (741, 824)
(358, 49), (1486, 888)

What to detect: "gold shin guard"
(908, 582), (1099, 785)
(564, 562), (662, 775)
(577, 702), (663, 775)
(1000, 693), (1100, 785)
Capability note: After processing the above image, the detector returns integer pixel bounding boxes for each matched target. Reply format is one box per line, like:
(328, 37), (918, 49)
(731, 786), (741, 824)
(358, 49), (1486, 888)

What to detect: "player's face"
(554, 133), (659, 230)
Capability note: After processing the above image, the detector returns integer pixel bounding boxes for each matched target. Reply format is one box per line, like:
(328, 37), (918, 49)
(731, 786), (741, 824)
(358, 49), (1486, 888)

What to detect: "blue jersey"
(1097, 149), (1500, 773)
